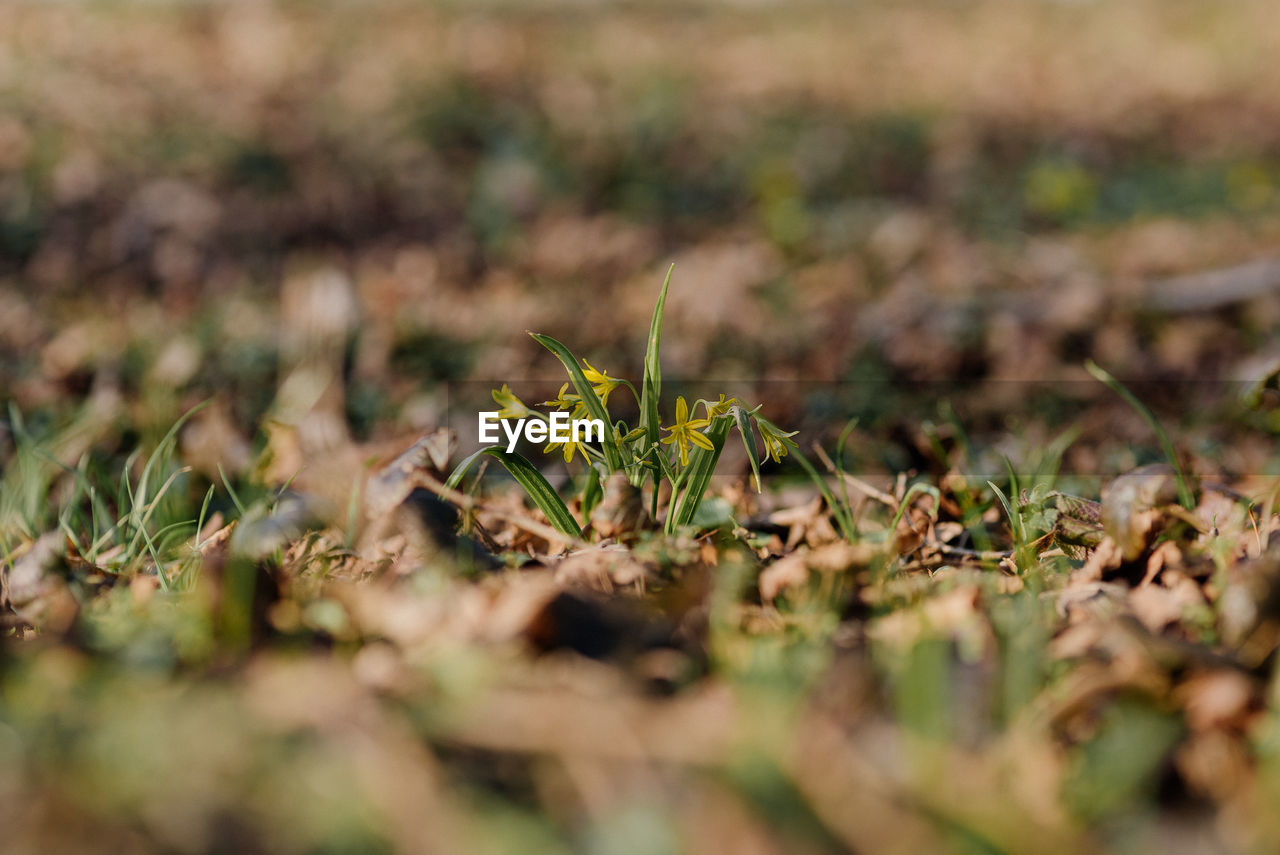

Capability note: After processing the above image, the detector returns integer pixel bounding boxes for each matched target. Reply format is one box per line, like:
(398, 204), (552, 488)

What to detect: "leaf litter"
(6, 3), (1280, 853)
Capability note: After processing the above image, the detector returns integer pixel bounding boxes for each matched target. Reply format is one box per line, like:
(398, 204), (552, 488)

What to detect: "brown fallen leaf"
(552, 544), (651, 592)
(1057, 580), (1128, 622)
(1073, 536), (1124, 584)
(362, 429), (455, 520)
(769, 497), (825, 551)
(759, 551), (810, 604)
(1174, 730), (1253, 804)
(1101, 464), (1185, 562)
(1128, 584), (1184, 634)
(807, 541), (876, 573)
(1141, 539), (1183, 586)
(1176, 669), (1257, 732)
(2, 531), (78, 634)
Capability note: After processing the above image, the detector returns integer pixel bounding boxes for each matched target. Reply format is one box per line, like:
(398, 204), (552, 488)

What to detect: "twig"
(1145, 256), (1280, 313)
(812, 445), (898, 508)
(924, 541), (1015, 562)
(407, 469), (588, 549)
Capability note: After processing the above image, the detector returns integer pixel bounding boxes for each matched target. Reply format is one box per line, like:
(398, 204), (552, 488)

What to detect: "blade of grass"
(888, 482), (942, 541)
(794, 447), (858, 543)
(833, 417), (859, 519)
(1003, 456), (1021, 510)
(1028, 424), (1080, 491)
(124, 466), (191, 559)
(1085, 359), (1194, 509)
(988, 480), (1023, 546)
(129, 402), (206, 517)
(219, 463), (247, 516)
(734, 407), (763, 493)
(193, 484), (216, 548)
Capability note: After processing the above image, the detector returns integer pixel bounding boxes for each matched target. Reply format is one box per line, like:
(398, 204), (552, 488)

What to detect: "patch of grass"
(1, 404), (220, 591)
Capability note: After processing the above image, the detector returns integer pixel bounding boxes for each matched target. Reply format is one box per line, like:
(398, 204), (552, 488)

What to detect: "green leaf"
(833, 416), (859, 516)
(1085, 359), (1195, 510)
(690, 496), (734, 529)
(123, 401), (207, 568)
(446, 446), (582, 538)
(639, 263), (674, 477)
(834, 417), (859, 474)
(581, 464), (604, 520)
(988, 480), (1022, 545)
(793, 448), (858, 543)
(888, 482), (942, 542)
(1003, 456), (1021, 509)
(445, 447), (488, 490)
(734, 407), (762, 493)
(649, 441), (679, 486)
(529, 332), (624, 471)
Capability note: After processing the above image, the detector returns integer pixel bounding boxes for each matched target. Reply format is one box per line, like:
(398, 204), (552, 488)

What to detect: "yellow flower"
(580, 359), (621, 406)
(544, 436), (586, 464)
(756, 416), (798, 463)
(541, 382), (587, 420)
(703, 394), (738, 419)
(661, 395), (714, 467)
(491, 384), (532, 419)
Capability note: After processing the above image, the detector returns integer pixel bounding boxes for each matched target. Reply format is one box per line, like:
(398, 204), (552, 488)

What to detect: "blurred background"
(5, 0), (1280, 483)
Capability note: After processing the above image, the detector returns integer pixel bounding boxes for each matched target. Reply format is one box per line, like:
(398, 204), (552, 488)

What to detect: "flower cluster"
(460, 268), (800, 536)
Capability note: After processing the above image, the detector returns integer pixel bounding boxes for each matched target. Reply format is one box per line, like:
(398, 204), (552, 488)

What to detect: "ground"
(4, 2), (1280, 853)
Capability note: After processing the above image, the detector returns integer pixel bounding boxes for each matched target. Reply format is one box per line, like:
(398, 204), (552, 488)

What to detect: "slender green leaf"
(194, 484), (216, 547)
(447, 446), (582, 538)
(833, 417), (859, 517)
(1085, 359), (1194, 509)
(988, 480), (1022, 545)
(529, 332), (623, 471)
(639, 264), (674, 475)
(668, 415), (733, 531)
(445, 447), (490, 490)
(649, 442), (679, 486)
(793, 448), (858, 543)
(581, 464), (604, 520)
(124, 466), (191, 560)
(130, 401), (206, 514)
(834, 417), (859, 475)
(1003, 456), (1021, 508)
(735, 407), (763, 493)
(219, 463), (247, 516)
(888, 482), (942, 542)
